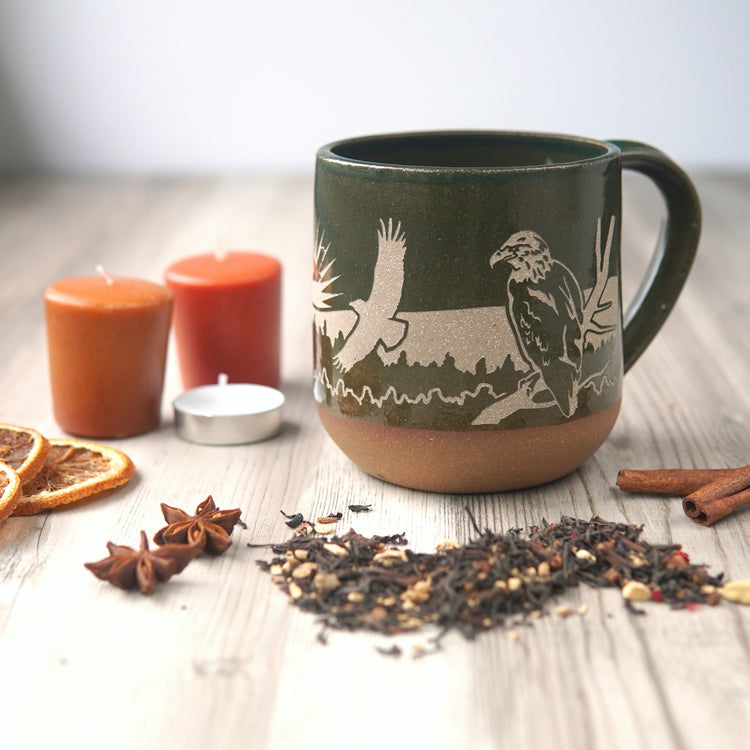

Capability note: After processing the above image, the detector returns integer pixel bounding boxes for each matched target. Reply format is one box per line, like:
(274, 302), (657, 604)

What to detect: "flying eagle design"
(333, 218), (409, 373)
(490, 231), (584, 417)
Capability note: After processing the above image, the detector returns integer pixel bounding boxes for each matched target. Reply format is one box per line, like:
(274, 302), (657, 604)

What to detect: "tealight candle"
(173, 373), (284, 445)
(164, 250), (282, 389)
(44, 269), (172, 438)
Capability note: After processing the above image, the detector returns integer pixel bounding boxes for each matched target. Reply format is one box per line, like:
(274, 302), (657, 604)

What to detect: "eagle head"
(489, 231), (553, 283)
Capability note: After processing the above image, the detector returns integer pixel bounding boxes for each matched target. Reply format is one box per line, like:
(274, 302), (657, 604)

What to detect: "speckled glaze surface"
(313, 131), (701, 492)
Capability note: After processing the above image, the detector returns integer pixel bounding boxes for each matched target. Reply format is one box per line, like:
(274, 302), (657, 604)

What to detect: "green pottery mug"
(312, 131), (700, 492)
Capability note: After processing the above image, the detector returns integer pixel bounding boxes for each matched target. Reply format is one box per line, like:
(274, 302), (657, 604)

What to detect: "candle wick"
(218, 373), (229, 387)
(96, 265), (115, 285)
(213, 234), (229, 262)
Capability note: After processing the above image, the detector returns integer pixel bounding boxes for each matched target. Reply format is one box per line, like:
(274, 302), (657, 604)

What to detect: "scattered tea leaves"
(257, 516), (728, 648)
(280, 510), (304, 529)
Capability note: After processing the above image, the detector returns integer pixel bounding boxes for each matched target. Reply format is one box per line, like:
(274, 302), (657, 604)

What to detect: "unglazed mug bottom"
(318, 400), (620, 494)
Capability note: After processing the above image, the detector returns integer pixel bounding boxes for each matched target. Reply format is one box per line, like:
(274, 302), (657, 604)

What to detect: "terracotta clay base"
(318, 401), (621, 493)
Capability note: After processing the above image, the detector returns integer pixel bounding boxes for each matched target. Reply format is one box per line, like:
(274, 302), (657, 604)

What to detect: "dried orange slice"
(0, 423), (49, 486)
(13, 438), (135, 516)
(0, 462), (22, 523)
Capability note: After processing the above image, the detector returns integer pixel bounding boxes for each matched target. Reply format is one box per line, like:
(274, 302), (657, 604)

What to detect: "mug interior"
(327, 131), (613, 169)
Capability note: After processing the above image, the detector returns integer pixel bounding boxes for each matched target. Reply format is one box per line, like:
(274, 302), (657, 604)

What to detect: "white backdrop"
(0, 0), (747, 174)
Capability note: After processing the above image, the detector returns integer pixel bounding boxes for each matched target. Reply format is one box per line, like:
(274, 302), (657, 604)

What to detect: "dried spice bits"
(257, 517), (727, 640)
(154, 495), (242, 555)
(85, 530), (201, 595)
(279, 508), (347, 536)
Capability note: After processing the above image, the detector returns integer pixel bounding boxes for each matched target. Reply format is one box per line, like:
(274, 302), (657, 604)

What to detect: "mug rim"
(317, 130), (619, 173)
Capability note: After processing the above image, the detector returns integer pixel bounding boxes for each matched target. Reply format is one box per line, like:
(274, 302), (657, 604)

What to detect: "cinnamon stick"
(616, 468), (738, 496)
(683, 488), (750, 526)
(682, 463), (750, 526)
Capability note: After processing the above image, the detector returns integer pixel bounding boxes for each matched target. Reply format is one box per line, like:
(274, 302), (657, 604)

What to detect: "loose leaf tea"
(282, 509), (347, 534)
(256, 516), (725, 642)
(280, 510), (305, 529)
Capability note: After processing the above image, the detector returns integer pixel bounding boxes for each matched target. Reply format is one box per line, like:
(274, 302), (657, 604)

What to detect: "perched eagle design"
(334, 218), (408, 373)
(490, 231), (584, 417)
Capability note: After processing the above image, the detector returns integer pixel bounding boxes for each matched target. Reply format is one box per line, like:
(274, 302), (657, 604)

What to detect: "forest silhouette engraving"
(313, 216), (622, 431)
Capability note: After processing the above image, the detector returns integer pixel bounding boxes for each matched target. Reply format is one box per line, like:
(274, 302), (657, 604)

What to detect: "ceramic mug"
(312, 131), (701, 492)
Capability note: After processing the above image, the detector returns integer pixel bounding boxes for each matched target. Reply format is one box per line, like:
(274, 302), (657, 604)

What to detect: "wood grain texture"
(0, 172), (749, 750)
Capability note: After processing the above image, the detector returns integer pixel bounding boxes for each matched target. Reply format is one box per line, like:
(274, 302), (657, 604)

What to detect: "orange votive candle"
(44, 272), (173, 438)
(164, 251), (282, 389)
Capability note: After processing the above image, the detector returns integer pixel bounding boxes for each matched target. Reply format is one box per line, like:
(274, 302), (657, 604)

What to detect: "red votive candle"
(45, 271), (172, 438)
(164, 251), (282, 389)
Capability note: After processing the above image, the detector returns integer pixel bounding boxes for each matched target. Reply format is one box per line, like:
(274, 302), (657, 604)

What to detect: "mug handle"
(608, 140), (702, 372)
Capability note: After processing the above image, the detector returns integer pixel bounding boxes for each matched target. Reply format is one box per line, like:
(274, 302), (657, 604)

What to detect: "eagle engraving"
(333, 218), (409, 373)
(490, 231), (584, 417)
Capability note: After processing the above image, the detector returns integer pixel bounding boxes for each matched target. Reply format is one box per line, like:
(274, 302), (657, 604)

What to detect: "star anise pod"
(84, 530), (201, 595)
(153, 495), (242, 555)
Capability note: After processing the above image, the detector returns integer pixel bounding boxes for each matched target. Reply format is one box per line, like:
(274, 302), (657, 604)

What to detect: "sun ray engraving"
(313, 226), (341, 310)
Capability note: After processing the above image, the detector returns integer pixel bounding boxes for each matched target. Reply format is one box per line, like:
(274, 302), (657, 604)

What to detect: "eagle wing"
(333, 219), (408, 372)
(367, 218), (406, 316)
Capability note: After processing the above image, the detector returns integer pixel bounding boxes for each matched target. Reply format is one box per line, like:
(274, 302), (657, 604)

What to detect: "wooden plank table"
(0, 171), (748, 750)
